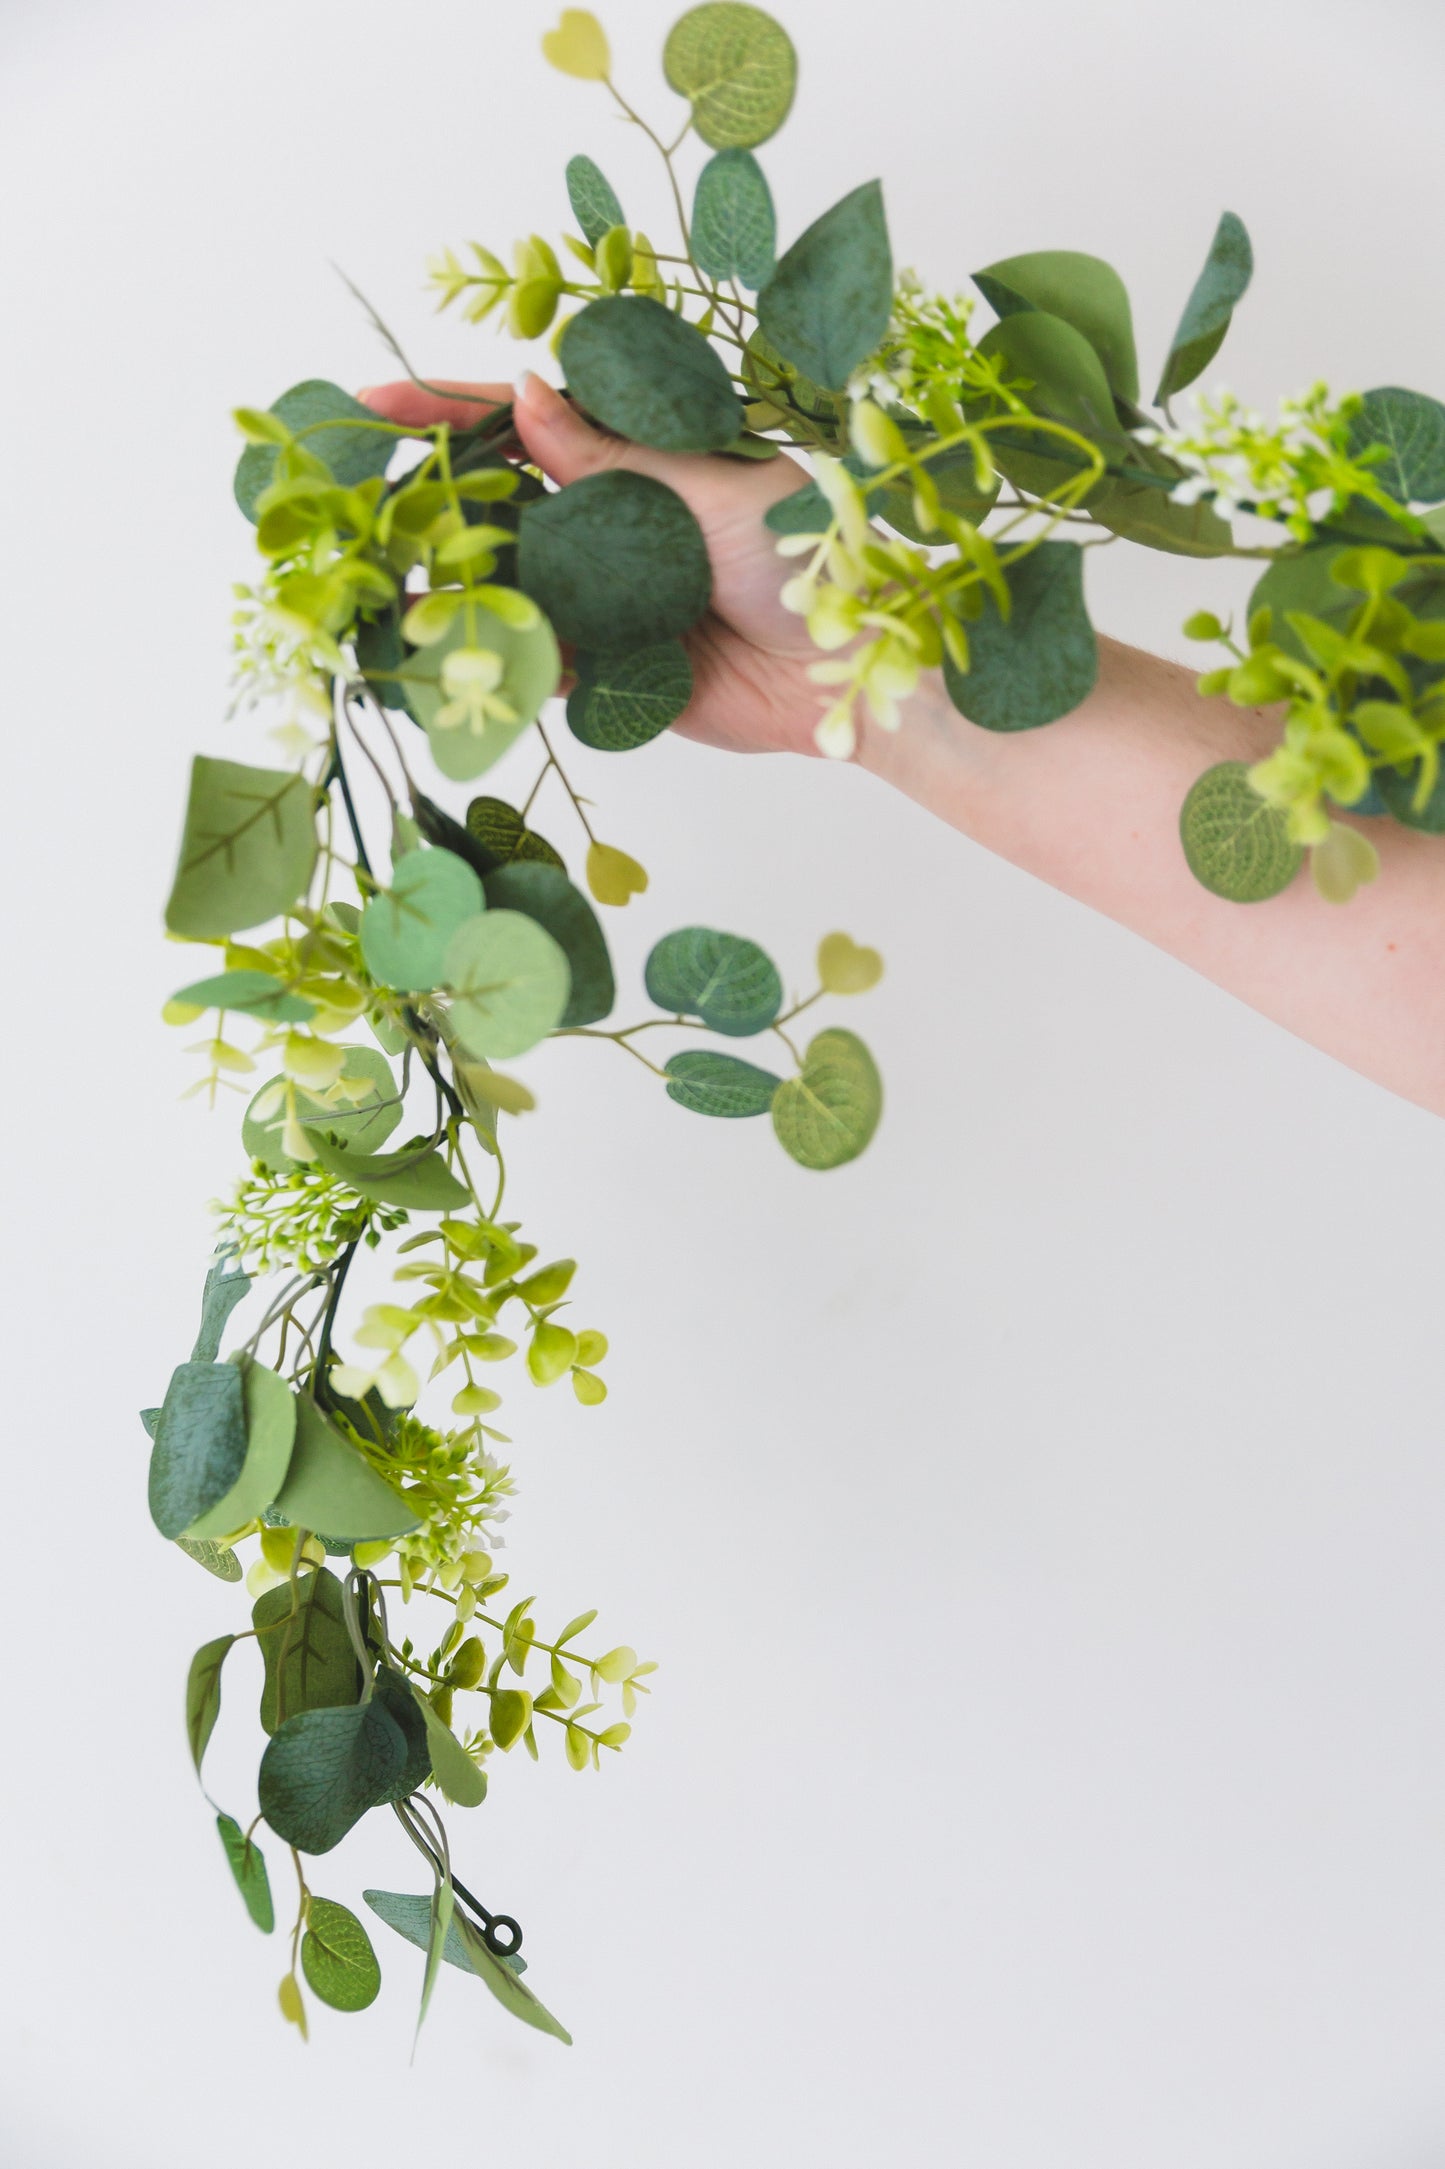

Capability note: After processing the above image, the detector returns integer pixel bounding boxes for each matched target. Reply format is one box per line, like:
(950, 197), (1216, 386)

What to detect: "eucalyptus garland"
(154, 0), (1445, 2051)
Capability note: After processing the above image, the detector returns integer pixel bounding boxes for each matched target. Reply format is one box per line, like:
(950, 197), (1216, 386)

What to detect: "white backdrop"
(5, 2), (1445, 2162)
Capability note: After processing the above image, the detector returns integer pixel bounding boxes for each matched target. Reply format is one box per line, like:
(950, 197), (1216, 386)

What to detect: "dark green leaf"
(269, 1393), (420, 1543)
(217, 1813), (275, 1932)
(236, 381), (396, 522)
(301, 1898), (382, 2011)
(176, 1535), (242, 1581)
(185, 1358), (298, 1541)
(241, 1044), (402, 1169)
(741, 328), (834, 435)
(692, 148), (776, 288)
(148, 1361), (249, 1540)
(520, 471), (712, 649)
(185, 1635), (234, 1774)
(354, 608), (416, 720)
(1179, 761), (1302, 900)
(941, 542), (1097, 730)
(560, 296), (743, 452)
(974, 249), (1139, 404)
(645, 926), (782, 1036)
(482, 862), (614, 1028)
(664, 1049), (781, 1115)
(164, 756), (318, 940)
(169, 970), (314, 1023)
(466, 797), (566, 872)
(1155, 212), (1253, 405)
(1089, 438), (1234, 556)
(258, 1699), (409, 1854)
(359, 847), (485, 993)
(1375, 758), (1445, 833)
(772, 1029), (882, 1170)
(971, 312), (1123, 499)
(566, 642), (694, 751)
(663, 3), (797, 149)
(1347, 387), (1445, 505)
(757, 180), (892, 392)
(191, 1252), (250, 1364)
(371, 1666), (433, 1798)
(253, 1565), (362, 1736)
(565, 153), (624, 245)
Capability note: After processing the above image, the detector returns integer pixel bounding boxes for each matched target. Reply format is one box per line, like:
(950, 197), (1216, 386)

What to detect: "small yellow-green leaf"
(541, 8), (610, 78)
(490, 1688), (533, 1751)
(585, 840), (649, 906)
(816, 931), (883, 994)
(301, 1898), (382, 2011)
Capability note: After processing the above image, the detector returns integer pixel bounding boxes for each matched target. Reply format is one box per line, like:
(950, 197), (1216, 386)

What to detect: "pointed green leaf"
(757, 179), (891, 392)
(691, 148), (776, 288)
(644, 926), (782, 1035)
(417, 1875), (455, 2043)
(974, 249), (1139, 405)
(1088, 438), (1233, 557)
(217, 1813), (275, 1932)
(169, 970), (315, 1023)
(972, 311), (1123, 499)
(253, 1565), (362, 1736)
(565, 153), (624, 245)
(941, 542), (1098, 730)
(412, 1687), (489, 1806)
(364, 1888), (486, 1975)
(664, 1049), (781, 1115)
(268, 1393), (420, 1543)
(258, 1699), (409, 1854)
(164, 756), (318, 940)
(371, 1665), (434, 1800)
(185, 1358), (297, 1540)
(663, 3), (797, 149)
(559, 295), (744, 452)
(566, 641), (693, 751)
(176, 1535), (243, 1581)
(301, 1898), (382, 2011)
(452, 1908), (572, 2044)
(302, 1129), (469, 1209)
(186, 1635), (235, 1774)
(1155, 211), (1253, 405)
(148, 1361), (249, 1539)
(772, 1029), (882, 1171)
(1179, 761), (1303, 901)
(191, 1253), (251, 1363)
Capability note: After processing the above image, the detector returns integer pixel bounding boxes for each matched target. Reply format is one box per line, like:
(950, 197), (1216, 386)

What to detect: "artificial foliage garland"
(152, 0), (1445, 2050)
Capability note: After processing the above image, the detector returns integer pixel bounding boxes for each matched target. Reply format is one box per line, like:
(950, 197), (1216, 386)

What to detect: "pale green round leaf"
(445, 909), (571, 1059)
(560, 296), (743, 452)
(403, 603), (560, 784)
(663, 3), (797, 149)
(1179, 761), (1303, 901)
(241, 1045), (403, 1170)
(482, 862), (614, 1028)
(360, 847), (485, 993)
(165, 756), (318, 940)
(645, 926), (781, 1036)
(302, 1898), (382, 2011)
(566, 642), (693, 750)
(772, 1028), (882, 1170)
(691, 148), (776, 288)
(664, 1049), (780, 1115)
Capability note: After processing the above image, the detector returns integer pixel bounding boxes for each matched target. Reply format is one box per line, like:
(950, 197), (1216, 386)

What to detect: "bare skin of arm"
(361, 372), (1445, 1118)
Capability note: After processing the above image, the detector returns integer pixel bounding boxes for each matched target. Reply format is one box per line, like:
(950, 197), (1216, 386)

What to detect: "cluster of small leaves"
(214, 1161), (393, 1276)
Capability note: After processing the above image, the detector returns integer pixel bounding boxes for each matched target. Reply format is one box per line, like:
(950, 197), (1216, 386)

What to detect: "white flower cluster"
(1134, 382), (1365, 537)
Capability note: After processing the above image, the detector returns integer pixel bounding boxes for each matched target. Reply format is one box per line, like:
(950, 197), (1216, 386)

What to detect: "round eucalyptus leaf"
(941, 542), (1098, 730)
(565, 153), (624, 245)
(445, 909), (572, 1059)
(691, 148), (776, 288)
(560, 296), (743, 452)
(184, 1358), (297, 1540)
(148, 1360), (249, 1540)
(663, 4), (797, 149)
(1179, 762), (1303, 901)
(403, 603), (560, 784)
(664, 1049), (781, 1115)
(360, 847), (486, 993)
(566, 642), (693, 750)
(235, 380), (397, 522)
(482, 862), (614, 1028)
(301, 1898), (382, 2011)
(217, 1814), (275, 1933)
(519, 470), (712, 650)
(241, 1045), (403, 1170)
(772, 1029), (882, 1170)
(258, 1700), (409, 1855)
(645, 926), (782, 1036)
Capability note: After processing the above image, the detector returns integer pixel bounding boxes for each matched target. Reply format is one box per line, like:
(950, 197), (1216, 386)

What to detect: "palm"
(360, 377), (826, 758)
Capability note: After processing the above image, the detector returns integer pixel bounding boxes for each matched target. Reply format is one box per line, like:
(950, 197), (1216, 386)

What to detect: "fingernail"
(356, 386), (378, 403)
(515, 370), (562, 419)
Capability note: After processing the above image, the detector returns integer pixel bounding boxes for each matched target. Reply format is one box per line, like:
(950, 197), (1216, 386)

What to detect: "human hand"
(358, 373), (831, 758)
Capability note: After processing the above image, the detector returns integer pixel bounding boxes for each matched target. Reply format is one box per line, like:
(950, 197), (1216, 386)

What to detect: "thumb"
(512, 369), (683, 490)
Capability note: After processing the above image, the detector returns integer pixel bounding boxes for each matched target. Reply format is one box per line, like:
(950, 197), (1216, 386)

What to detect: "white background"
(4, 1), (1445, 2161)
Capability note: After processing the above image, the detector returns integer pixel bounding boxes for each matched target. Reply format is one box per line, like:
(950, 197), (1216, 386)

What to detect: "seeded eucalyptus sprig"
(154, 0), (1445, 2055)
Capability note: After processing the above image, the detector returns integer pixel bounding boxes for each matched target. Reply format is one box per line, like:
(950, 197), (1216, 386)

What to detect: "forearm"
(861, 636), (1445, 1117)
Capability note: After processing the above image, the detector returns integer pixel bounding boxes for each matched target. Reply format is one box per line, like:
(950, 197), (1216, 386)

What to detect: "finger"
(357, 379), (512, 431)
(510, 368), (678, 488)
